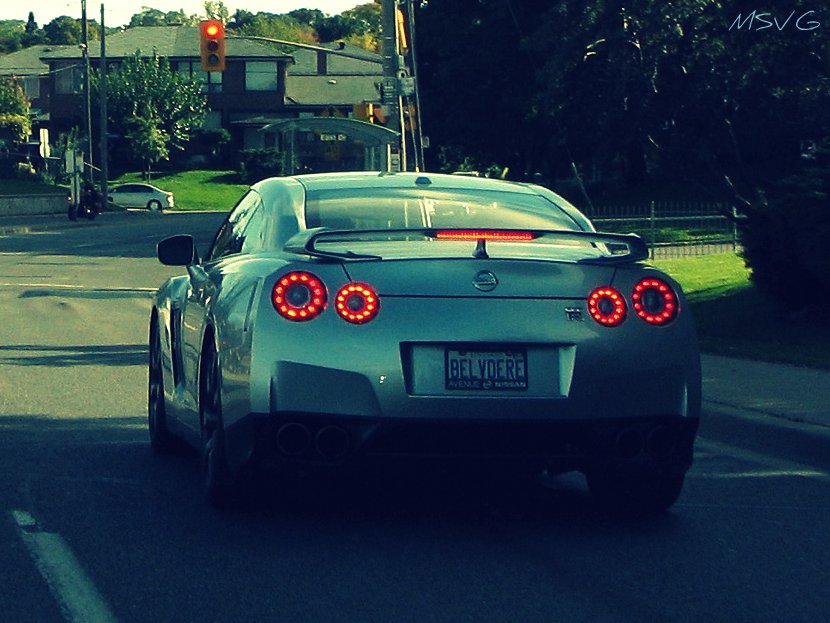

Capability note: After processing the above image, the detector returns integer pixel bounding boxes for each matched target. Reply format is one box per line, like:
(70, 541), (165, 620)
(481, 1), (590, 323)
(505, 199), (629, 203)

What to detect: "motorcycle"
(68, 187), (102, 221)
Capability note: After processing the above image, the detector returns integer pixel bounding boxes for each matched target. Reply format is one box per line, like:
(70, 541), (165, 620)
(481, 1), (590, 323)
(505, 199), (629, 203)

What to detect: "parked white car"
(108, 183), (174, 211)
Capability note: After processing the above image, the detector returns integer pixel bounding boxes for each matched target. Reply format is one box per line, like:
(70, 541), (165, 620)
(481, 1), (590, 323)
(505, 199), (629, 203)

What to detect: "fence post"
(649, 200), (656, 259)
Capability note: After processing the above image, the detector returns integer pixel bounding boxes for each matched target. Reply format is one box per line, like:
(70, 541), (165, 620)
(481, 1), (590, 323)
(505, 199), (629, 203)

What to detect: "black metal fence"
(586, 201), (740, 258)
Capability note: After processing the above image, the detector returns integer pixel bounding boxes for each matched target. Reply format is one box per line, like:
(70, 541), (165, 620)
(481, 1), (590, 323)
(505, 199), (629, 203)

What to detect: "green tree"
(343, 3), (381, 39)
(204, 1), (230, 23)
(287, 9), (325, 27)
(233, 12), (316, 45)
(124, 115), (169, 178)
(43, 16), (82, 44)
(0, 79), (31, 143)
(129, 9), (198, 27)
(0, 20), (23, 53)
(95, 52), (207, 171)
(21, 12), (44, 46)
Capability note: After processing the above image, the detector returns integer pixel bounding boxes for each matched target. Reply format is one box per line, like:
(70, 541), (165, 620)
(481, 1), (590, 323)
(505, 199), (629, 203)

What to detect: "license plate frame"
(444, 347), (528, 391)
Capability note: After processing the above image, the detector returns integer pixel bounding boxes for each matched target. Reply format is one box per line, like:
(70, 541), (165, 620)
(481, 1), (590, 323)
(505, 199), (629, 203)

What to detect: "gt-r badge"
(565, 307), (584, 321)
(473, 270), (498, 292)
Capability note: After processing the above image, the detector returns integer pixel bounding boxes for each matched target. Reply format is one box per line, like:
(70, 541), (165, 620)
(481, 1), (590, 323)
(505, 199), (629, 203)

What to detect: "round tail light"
(632, 278), (678, 325)
(335, 283), (380, 324)
(272, 271), (327, 321)
(588, 286), (626, 327)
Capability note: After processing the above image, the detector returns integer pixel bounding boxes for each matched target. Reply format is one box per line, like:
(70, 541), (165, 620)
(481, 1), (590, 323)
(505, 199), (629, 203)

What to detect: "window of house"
(176, 61), (222, 93)
(23, 76), (40, 99)
(245, 61), (278, 91)
(54, 62), (82, 94)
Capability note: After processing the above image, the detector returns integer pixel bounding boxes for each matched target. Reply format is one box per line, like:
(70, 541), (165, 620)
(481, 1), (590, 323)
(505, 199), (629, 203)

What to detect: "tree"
(0, 20), (23, 53)
(21, 12), (45, 46)
(43, 16), (83, 44)
(288, 9), (325, 27)
(95, 53), (207, 173)
(129, 9), (198, 27)
(232, 12), (316, 45)
(314, 15), (363, 42)
(204, 1), (230, 23)
(0, 79), (31, 144)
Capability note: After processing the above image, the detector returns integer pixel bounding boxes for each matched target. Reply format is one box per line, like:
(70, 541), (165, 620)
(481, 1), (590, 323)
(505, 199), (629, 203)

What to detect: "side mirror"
(157, 234), (198, 266)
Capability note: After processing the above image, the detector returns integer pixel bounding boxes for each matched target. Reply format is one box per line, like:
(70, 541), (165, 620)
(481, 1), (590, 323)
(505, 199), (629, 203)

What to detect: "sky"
(0, 1), (365, 27)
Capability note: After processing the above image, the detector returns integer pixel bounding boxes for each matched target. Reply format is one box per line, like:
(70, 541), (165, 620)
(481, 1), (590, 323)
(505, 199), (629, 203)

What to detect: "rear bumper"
(224, 412), (699, 476)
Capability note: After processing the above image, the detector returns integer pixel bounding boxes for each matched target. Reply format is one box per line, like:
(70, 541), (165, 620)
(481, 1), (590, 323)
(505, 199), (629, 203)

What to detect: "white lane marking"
(11, 510), (118, 623)
(695, 437), (830, 485)
(0, 282), (156, 292)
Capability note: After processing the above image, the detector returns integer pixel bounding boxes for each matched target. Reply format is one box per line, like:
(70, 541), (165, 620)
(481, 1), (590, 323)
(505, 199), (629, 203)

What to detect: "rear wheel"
(148, 318), (177, 454)
(586, 463), (686, 517)
(200, 341), (239, 508)
(67, 204), (78, 221)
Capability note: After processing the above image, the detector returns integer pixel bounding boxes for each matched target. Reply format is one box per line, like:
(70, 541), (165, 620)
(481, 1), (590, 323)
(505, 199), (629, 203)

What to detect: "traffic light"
(200, 20), (225, 72)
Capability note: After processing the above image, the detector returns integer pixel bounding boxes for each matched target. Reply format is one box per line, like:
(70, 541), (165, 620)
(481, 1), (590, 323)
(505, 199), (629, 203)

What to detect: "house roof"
(288, 43), (382, 76)
(285, 74), (381, 107)
(0, 45), (74, 76)
(40, 26), (292, 61)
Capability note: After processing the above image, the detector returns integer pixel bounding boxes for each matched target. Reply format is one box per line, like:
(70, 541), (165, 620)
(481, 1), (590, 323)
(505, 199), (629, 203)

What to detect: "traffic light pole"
(381, 0), (401, 138)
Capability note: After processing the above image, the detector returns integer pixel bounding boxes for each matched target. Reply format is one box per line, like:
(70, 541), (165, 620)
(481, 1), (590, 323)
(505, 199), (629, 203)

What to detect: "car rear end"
(240, 252), (697, 467)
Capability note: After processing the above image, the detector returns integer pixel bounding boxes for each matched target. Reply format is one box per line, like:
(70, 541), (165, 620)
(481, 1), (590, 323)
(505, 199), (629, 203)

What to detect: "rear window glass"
(304, 188), (581, 231)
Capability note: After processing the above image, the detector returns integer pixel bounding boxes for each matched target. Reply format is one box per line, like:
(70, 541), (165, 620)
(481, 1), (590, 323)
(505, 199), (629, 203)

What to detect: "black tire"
(68, 204), (78, 221)
(148, 199), (162, 212)
(148, 318), (177, 455)
(586, 464), (686, 517)
(200, 341), (239, 508)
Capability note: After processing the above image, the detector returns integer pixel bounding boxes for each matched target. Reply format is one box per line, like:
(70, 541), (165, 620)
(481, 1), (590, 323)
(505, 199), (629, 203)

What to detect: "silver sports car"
(149, 172), (701, 513)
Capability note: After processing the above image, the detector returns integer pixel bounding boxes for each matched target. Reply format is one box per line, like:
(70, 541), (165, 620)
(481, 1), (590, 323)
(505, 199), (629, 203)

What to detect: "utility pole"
(81, 0), (93, 183)
(381, 0), (402, 170)
(99, 3), (108, 200)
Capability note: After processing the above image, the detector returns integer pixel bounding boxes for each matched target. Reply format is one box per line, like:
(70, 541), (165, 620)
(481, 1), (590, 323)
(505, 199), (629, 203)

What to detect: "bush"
(238, 148), (289, 183)
(739, 157), (830, 315)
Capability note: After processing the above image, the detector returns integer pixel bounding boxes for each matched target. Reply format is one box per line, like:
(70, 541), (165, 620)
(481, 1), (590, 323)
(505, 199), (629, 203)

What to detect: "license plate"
(445, 348), (528, 391)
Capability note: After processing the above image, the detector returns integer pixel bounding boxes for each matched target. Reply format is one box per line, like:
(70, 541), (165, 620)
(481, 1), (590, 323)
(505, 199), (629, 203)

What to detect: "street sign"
(38, 128), (50, 158)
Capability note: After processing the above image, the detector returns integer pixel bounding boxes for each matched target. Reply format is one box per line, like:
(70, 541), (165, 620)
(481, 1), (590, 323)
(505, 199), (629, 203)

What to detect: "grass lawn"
(653, 254), (830, 370)
(0, 177), (67, 195)
(110, 169), (248, 212)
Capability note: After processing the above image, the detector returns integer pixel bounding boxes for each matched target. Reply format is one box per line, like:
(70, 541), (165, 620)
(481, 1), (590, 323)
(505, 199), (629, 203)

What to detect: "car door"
(180, 191), (262, 417)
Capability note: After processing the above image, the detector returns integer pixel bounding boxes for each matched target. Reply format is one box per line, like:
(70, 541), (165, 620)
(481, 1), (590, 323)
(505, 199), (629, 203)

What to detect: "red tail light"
(335, 283), (380, 324)
(632, 278), (678, 325)
(272, 271), (327, 321)
(588, 287), (626, 327)
(434, 230), (536, 241)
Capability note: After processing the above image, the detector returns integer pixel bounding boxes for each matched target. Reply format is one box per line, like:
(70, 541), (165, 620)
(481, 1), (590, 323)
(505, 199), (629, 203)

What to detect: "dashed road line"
(11, 510), (118, 623)
(695, 437), (830, 485)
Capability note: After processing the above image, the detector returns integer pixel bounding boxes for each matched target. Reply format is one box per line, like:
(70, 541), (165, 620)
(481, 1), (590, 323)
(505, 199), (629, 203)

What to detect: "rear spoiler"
(284, 227), (649, 264)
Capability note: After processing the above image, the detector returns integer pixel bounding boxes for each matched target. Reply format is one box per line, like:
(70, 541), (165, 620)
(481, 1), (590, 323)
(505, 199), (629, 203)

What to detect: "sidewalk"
(0, 209), (151, 236)
(701, 354), (830, 428)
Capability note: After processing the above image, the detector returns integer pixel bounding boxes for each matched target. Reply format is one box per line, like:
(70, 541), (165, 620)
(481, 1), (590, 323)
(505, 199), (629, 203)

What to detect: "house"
(0, 26), (394, 172)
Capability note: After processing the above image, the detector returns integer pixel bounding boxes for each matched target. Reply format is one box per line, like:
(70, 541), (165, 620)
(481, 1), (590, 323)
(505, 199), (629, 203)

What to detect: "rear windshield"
(304, 188), (581, 232)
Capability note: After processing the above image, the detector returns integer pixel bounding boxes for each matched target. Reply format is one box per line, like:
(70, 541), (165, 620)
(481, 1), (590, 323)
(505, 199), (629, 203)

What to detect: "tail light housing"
(272, 271), (327, 321)
(335, 283), (380, 324)
(588, 287), (626, 327)
(632, 278), (679, 325)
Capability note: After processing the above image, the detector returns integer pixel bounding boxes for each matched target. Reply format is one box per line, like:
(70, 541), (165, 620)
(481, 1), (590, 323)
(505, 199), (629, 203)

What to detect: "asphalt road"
(1, 213), (829, 623)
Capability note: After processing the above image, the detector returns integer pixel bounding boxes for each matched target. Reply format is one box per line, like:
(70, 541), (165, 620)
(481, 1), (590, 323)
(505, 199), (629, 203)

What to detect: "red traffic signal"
(200, 20), (225, 72)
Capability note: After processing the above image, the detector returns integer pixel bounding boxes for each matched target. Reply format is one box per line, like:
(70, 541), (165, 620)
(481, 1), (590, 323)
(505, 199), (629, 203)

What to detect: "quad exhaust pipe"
(614, 425), (677, 460)
(276, 423), (350, 460)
